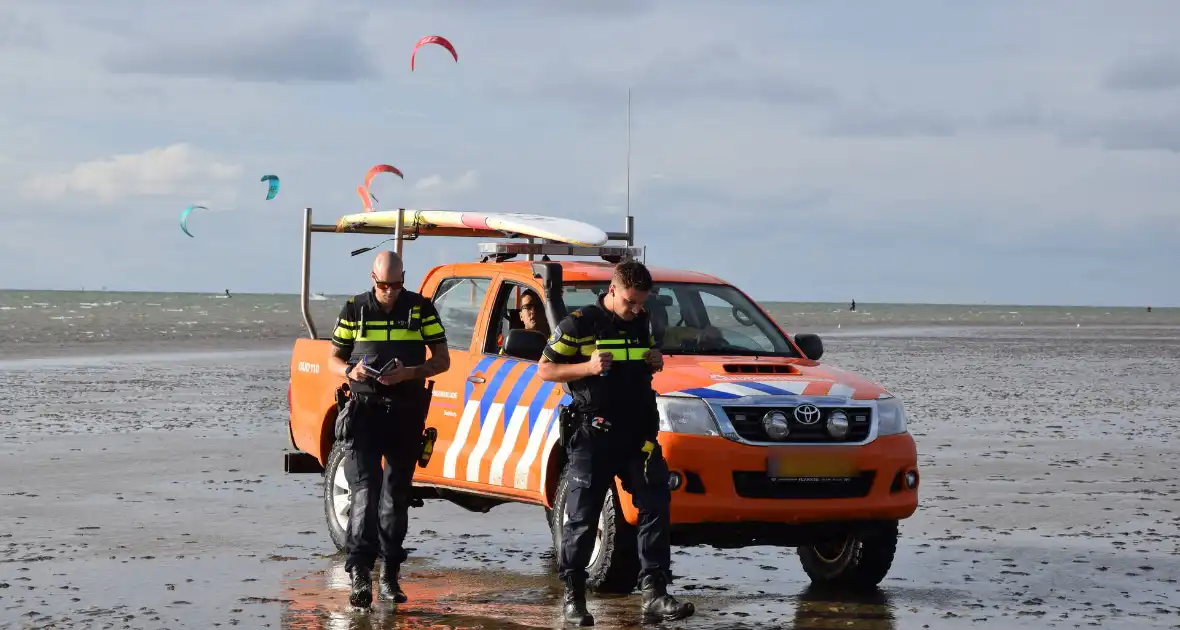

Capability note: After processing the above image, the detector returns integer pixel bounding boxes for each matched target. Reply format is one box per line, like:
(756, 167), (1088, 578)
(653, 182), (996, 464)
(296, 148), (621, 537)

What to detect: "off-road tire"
(797, 520), (899, 589)
(324, 441), (350, 552)
(550, 467), (641, 594)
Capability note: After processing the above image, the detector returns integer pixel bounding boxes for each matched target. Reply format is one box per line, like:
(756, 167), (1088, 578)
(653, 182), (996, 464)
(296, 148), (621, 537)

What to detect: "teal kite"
(261, 174), (280, 200)
(179, 204), (208, 238)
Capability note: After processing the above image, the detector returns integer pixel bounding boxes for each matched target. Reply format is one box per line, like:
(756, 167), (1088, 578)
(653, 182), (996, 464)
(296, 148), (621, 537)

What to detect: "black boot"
(562, 577), (594, 626)
(348, 567), (373, 609)
(639, 574), (694, 622)
(379, 564), (407, 603)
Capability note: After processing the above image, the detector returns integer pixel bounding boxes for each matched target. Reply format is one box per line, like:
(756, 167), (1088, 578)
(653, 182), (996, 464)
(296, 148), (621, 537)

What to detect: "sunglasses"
(372, 274), (404, 291)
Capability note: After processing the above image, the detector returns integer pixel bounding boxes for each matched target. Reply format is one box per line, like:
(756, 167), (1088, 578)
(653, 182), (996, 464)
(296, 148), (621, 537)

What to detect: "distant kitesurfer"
(850, 299), (856, 312)
(225, 289), (232, 298)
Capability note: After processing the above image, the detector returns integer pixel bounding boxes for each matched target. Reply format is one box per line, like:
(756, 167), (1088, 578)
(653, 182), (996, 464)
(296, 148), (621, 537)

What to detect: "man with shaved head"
(328, 250), (451, 608)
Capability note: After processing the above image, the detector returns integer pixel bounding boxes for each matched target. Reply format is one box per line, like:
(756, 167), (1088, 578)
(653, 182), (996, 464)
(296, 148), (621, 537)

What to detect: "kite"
(411, 35), (458, 71)
(179, 204), (208, 238)
(363, 164), (404, 204)
(261, 174), (280, 200)
(356, 185), (374, 213)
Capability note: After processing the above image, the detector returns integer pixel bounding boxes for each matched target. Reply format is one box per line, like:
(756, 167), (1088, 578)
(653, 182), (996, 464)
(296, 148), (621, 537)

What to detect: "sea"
(1, 289), (1175, 360)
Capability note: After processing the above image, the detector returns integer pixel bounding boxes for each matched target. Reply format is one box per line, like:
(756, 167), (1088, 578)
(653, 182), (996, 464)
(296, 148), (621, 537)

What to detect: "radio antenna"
(626, 87), (632, 219)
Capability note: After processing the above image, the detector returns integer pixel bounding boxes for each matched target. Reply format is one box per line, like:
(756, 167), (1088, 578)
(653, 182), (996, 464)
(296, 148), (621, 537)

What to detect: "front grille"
(733, 471), (875, 499)
(723, 405), (871, 443)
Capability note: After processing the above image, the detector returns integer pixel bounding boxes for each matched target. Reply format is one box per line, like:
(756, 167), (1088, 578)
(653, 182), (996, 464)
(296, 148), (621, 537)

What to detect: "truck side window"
(432, 277), (491, 351)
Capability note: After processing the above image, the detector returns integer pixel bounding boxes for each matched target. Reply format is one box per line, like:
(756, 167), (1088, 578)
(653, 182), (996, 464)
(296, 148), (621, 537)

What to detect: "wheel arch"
(541, 442), (567, 508)
(317, 405), (337, 468)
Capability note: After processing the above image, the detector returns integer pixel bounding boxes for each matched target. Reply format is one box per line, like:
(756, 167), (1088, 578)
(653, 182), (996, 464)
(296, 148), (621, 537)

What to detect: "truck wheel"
(797, 520), (898, 589)
(550, 467), (641, 594)
(323, 441), (350, 553)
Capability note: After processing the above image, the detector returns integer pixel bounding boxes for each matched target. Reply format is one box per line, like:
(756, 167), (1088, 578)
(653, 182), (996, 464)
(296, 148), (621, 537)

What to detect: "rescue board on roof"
(335, 210), (609, 246)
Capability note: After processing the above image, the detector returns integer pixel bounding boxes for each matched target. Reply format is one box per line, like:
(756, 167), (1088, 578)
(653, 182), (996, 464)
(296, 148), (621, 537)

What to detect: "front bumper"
(615, 433), (919, 540)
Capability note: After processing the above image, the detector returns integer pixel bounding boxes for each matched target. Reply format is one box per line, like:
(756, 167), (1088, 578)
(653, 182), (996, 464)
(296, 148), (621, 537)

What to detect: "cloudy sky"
(2, 0), (1178, 306)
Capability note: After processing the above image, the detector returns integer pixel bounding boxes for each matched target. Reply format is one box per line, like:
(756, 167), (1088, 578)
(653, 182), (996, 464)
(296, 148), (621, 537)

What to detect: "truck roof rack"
(298, 207), (636, 340)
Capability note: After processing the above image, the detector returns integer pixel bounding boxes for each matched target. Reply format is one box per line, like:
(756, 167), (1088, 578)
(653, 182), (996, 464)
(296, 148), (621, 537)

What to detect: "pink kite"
(411, 35), (458, 71)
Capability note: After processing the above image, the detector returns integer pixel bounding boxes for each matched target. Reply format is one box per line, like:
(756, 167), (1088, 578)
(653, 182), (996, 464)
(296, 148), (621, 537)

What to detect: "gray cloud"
(0, 9), (47, 49)
(424, 0), (657, 16)
(1060, 115), (1180, 153)
(821, 110), (963, 138)
(496, 42), (836, 109)
(102, 17), (377, 83)
(1103, 53), (1180, 91)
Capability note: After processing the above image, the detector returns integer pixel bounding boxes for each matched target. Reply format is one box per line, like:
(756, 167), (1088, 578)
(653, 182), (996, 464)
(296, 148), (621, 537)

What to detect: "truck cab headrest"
(502, 329), (547, 362)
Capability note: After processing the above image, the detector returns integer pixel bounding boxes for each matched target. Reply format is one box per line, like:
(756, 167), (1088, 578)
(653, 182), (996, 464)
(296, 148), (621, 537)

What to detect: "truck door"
(416, 275), (494, 484)
(458, 278), (571, 494)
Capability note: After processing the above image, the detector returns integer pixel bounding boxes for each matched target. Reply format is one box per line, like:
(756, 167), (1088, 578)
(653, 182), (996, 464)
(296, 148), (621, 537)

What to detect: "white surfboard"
(336, 209), (608, 246)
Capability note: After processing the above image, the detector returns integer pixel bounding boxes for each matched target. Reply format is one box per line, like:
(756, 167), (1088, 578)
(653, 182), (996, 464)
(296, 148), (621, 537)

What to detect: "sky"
(1, 0), (1179, 307)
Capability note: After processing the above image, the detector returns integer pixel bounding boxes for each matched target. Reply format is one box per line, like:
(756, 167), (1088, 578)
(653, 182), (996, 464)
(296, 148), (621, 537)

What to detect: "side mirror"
(531, 262), (567, 331)
(794, 333), (823, 361)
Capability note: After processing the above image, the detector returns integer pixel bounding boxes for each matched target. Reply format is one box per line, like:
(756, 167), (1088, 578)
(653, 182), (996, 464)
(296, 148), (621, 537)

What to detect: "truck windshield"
(559, 282), (799, 357)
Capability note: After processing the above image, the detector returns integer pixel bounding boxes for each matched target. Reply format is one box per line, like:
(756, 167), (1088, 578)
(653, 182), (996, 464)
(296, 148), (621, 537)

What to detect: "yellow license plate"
(767, 451), (858, 480)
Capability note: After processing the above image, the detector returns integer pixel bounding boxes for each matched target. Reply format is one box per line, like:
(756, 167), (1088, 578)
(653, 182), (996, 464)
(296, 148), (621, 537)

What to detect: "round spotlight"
(668, 472), (683, 491)
(762, 411), (790, 440)
(904, 470), (919, 489)
(827, 410), (850, 439)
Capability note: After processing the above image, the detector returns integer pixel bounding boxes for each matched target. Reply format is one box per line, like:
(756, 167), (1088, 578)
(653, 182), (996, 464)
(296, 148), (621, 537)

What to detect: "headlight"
(657, 396), (720, 436)
(876, 396), (908, 435)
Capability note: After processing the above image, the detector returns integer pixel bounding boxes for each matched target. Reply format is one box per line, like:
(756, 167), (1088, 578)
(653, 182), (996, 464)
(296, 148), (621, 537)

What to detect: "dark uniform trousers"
(559, 412), (672, 586)
(343, 397), (426, 574)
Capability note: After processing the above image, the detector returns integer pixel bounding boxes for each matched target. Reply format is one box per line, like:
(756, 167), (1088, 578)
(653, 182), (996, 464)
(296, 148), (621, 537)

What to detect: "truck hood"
(652, 355), (889, 402)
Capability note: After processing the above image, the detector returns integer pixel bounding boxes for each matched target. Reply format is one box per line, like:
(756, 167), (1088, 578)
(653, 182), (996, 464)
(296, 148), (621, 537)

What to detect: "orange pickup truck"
(283, 209), (919, 593)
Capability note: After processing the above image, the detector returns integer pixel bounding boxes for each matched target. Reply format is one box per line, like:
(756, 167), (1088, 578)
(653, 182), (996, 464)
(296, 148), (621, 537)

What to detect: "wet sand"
(1, 325), (1178, 629)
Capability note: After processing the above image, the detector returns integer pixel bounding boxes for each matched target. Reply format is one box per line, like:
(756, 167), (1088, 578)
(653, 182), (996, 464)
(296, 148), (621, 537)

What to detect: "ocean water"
(1, 289), (1176, 358)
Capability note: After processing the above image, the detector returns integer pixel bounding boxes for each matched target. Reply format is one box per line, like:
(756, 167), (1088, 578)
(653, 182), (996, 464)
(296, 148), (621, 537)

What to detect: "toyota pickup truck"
(284, 208), (919, 593)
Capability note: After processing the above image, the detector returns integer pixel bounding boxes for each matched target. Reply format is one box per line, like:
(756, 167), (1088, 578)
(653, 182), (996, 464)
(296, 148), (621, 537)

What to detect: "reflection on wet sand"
(278, 558), (903, 630)
(792, 585), (896, 630)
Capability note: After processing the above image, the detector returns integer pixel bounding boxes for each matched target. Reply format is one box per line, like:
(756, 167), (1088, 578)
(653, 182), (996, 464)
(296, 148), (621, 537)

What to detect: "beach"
(1, 291), (1178, 629)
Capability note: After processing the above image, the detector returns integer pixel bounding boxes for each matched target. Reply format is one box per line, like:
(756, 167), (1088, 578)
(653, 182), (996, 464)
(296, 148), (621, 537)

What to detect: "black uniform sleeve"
(542, 314), (592, 364)
(418, 299), (447, 344)
(331, 299), (357, 354)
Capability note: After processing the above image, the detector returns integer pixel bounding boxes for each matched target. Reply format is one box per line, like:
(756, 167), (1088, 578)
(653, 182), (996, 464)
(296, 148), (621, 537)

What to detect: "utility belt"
(557, 396), (660, 449)
(335, 382), (437, 470)
(556, 405), (625, 447)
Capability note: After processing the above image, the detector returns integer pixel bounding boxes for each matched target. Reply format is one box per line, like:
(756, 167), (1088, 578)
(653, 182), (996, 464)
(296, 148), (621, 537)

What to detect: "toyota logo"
(794, 404), (822, 425)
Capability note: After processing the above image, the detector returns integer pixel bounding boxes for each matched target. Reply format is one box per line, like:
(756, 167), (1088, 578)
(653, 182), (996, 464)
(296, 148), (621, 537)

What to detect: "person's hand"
(378, 364), (417, 386)
(644, 349), (664, 373)
(348, 364), (369, 381)
(586, 350), (613, 376)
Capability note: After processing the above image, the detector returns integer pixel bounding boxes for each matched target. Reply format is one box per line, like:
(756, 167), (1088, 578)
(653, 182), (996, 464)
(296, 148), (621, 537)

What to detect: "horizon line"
(0, 287), (1173, 310)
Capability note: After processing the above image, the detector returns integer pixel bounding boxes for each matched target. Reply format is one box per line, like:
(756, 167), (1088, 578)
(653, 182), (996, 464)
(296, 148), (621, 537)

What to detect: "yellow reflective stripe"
(595, 347), (648, 361)
(549, 340), (579, 356)
(356, 329), (425, 342)
(596, 339), (626, 347)
(336, 320), (359, 328)
(579, 346), (595, 356)
(333, 325), (357, 340)
(422, 322), (444, 337)
(422, 315), (439, 324)
(560, 333), (592, 344)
